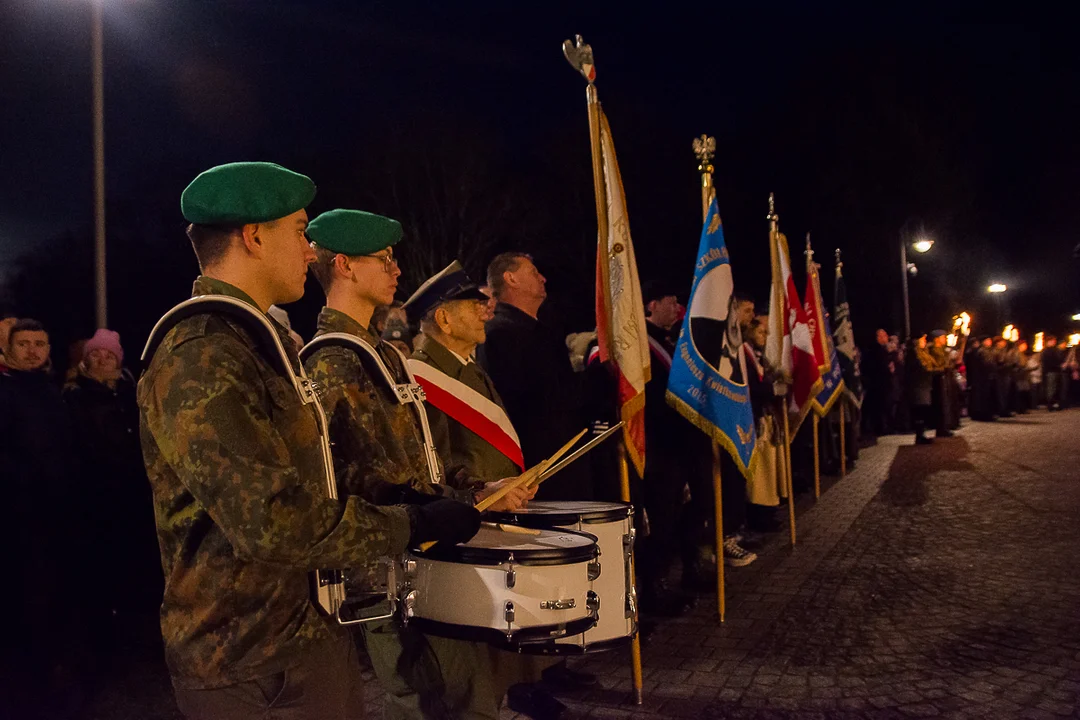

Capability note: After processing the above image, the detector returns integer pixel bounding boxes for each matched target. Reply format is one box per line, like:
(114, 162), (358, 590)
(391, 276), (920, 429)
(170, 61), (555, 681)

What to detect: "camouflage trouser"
(361, 619), (501, 720)
(173, 632), (365, 720)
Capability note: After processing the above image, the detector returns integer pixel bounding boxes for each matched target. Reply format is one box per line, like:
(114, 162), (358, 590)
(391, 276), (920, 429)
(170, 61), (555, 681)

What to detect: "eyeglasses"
(364, 250), (398, 272)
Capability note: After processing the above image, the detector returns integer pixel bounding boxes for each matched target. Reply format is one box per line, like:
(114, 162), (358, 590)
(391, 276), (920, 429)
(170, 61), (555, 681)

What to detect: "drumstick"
(529, 422), (623, 488)
(418, 428), (588, 551)
(474, 427), (586, 513)
(481, 521), (542, 536)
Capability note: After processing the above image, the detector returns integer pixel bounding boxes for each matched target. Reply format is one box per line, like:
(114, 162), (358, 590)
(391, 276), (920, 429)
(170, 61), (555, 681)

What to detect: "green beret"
(307, 209), (402, 256)
(181, 162), (316, 225)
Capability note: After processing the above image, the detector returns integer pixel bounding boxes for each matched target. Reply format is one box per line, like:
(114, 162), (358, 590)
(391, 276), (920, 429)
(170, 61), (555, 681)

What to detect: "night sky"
(3, 0), (1079, 358)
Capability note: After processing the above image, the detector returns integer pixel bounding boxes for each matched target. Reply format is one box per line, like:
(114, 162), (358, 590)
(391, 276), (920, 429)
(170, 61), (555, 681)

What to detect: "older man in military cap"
(404, 261), (524, 486)
(303, 210), (529, 720)
(139, 164), (479, 720)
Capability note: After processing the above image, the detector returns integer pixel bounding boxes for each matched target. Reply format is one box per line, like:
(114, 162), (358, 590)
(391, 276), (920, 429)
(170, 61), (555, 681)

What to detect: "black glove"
(406, 499), (481, 548)
(369, 480), (442, 507)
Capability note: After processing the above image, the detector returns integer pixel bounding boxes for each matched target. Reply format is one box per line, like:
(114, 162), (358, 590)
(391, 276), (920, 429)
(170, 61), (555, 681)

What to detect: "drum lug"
(505, 554), (516, 589)
(403, 559), (417, 579)
(504, 601), (515, 640)
(587, 590), (600, 618)
(623, 528), (636, 557)
(401, 589), (417, 624)
(587, 560), (602, 581)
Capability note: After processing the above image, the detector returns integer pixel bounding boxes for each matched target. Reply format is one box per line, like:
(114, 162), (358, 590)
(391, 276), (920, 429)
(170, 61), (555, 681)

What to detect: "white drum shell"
(403, 526), (598, 646)
(488, 501), (636, 652)
(408, 555), (593, 632)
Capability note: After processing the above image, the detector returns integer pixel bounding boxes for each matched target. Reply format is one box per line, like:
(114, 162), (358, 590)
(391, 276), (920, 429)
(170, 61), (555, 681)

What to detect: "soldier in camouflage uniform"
(303, 210), (530, 720)
(139, 164), (480, 720)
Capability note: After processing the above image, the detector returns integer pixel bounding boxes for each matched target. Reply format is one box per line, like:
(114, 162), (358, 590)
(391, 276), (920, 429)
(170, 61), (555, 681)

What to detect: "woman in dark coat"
(63, 330), (161, 629)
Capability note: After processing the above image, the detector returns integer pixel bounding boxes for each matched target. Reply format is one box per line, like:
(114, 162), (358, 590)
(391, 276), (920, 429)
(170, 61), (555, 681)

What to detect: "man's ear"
(645, 299), (657, 316)
(435, 306), (452, 333)
(502, 269), (516, 289)
(332, 254), (352, 280)
(240, 223), (261, 255)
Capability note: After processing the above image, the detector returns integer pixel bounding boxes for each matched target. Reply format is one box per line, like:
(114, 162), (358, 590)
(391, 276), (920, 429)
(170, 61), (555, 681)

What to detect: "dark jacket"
(0, 367), (75, 495)
(1042, 345), (1064, 374)
(64, 372), (143, 484)
(477, 302), (591, 500)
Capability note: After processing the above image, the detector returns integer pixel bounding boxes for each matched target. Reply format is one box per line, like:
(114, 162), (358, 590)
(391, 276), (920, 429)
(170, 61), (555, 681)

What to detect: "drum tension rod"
(505, 553), (516, 589)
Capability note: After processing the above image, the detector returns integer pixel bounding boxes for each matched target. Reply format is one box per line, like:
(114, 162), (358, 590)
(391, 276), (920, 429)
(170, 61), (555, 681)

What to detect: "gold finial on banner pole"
(566, 35), (644, 705)
(693, 134), (716, 220)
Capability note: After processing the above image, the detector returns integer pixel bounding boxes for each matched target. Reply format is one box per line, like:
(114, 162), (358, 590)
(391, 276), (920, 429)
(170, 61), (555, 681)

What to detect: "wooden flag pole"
(812, 414), (821, 499)
(769, 195), (797, 547)
(617, 444), (644, 704)
(783, 409), (797, 546)
(564, 35), (643, 704)
(695, 134), (726, 624)
(840, 402), (847, 478)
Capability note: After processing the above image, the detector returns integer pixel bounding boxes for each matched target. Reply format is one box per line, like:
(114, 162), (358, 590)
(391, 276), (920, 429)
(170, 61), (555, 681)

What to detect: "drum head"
(487, 501), (633, 528)
(418, 525), (597, 566)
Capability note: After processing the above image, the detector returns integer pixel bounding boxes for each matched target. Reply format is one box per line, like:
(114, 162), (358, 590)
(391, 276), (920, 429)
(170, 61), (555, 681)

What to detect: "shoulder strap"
(300, 332), (443, 485)
(142, 296), (302, 395)
(302, 332), (412, 405)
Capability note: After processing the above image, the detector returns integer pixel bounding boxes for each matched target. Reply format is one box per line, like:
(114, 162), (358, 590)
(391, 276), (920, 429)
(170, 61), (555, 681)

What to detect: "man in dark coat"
(1042, 335), (1066, 411)
(0, 319), (83, 717)
(477, 253), (592, 500)
(863, 329), (892, 436)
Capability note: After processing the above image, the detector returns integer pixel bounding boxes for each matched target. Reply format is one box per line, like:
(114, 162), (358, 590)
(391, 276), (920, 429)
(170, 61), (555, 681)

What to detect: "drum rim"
(486, 502), (633, 527)
(414, 528), (599, 566)
(407, 614), (598, 651)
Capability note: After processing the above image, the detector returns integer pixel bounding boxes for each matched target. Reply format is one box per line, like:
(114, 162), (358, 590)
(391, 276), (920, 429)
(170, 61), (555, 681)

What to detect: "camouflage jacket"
(304, 308), (476, 503)
(411, 333), (520, 485)
(138, 277), (411, 690)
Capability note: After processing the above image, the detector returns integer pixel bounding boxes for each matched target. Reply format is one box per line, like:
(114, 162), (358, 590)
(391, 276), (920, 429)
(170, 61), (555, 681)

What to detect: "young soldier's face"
(261, 209), (315, 305)
(351, 248), (401, 307)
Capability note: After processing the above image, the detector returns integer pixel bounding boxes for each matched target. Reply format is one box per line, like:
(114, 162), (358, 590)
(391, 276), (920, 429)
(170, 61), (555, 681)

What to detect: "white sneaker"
(723, 537), (758, 567)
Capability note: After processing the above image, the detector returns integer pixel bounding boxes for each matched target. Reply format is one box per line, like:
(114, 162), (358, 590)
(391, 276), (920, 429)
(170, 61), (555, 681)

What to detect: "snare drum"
(400, 525), (600, 652)
(488, 501), (636, 654)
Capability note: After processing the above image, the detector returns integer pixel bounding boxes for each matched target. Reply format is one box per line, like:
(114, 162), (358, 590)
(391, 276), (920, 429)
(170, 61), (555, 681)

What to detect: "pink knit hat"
(83, 328), (124, 364)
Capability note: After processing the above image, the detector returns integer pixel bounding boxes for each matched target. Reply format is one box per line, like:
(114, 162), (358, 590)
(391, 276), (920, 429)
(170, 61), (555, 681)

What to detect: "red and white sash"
(406, 359), (525, 470)
(648, 335), (673, 371)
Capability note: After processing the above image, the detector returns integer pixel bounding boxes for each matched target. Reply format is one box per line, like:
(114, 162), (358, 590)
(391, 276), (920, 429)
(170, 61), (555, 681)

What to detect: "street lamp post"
(987, 283), (1007, 329)
(900, 236), (933, 340)
(92, 0), (107, 329)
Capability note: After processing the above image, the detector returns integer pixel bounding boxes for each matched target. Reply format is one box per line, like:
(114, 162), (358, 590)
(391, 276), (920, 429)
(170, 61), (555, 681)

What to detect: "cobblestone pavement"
(84, 410), (1080, 719)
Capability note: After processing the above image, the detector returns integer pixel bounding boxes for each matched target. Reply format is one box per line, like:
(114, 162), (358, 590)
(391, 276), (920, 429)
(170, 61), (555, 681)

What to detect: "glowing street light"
(1072, 313), (1080, 322)
(912, 238), (934, 253)
(987, 283), (1007, 293)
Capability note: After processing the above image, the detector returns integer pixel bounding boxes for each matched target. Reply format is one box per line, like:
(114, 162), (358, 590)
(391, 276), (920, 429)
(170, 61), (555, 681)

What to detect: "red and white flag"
(765, 224), (821, 433)
(595, 109), (650, 477)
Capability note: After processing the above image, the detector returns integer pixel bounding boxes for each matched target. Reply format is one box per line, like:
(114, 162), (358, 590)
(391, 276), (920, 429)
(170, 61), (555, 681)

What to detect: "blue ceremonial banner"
(666, 197), (757, 477)
(813, 310), (845, 415)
